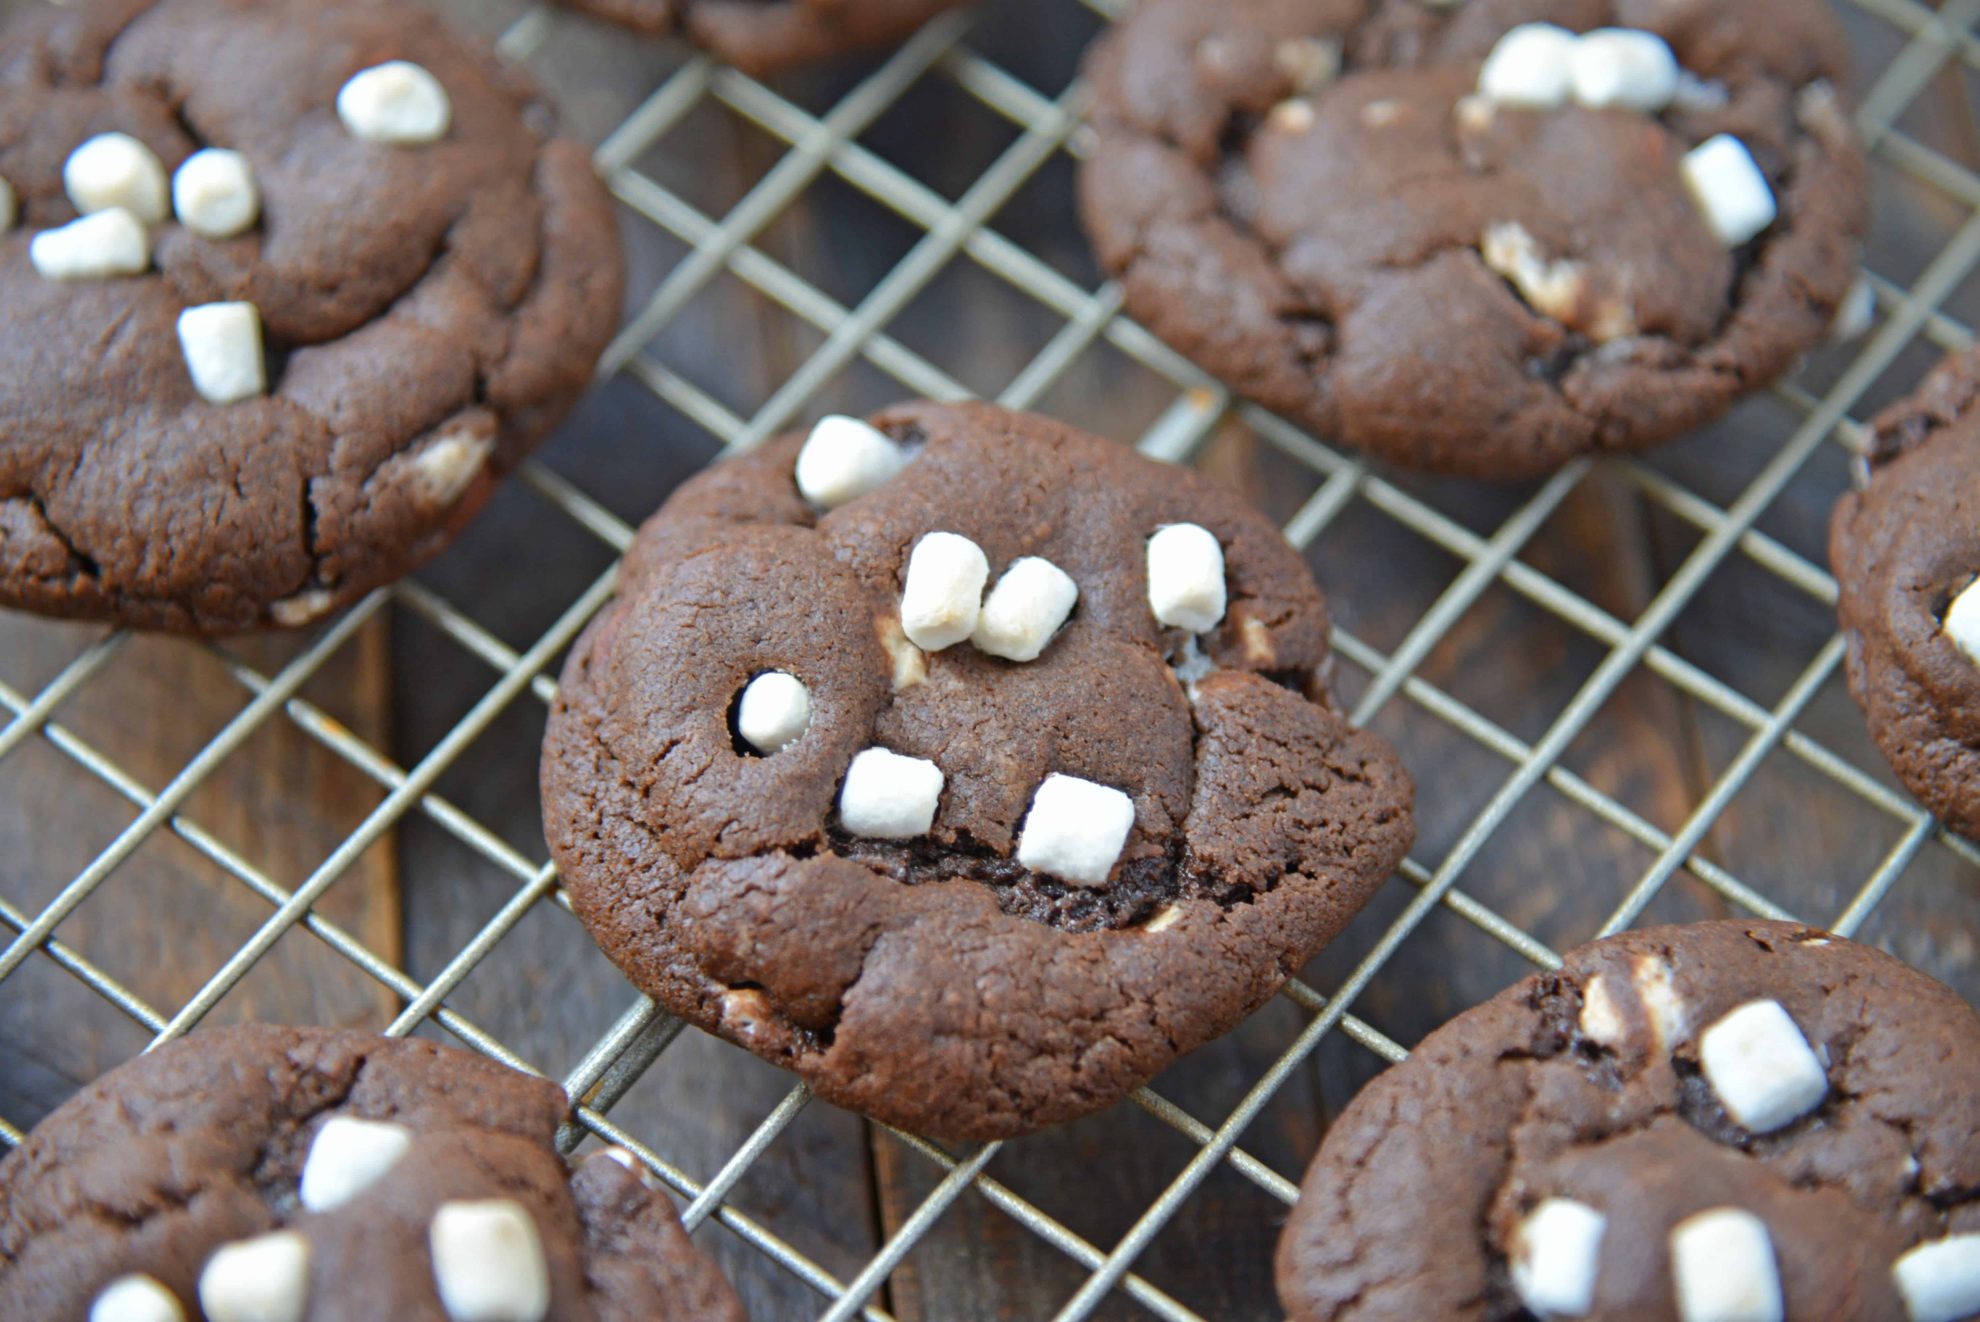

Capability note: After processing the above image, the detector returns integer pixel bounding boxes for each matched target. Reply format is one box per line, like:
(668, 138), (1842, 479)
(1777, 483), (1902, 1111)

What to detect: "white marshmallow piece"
(0, 175), (15, 234)
(298, 1114), (412, 1212)
(64, 132), (169, 224)
(794, 415), (908, 509)
(1016, 773), (1136, 887)
(1681, 135), (1777, 247)
(972, 557), (1078, 662)
(198, 1231), (311, 1322)
(338, 62), (452, 146)
(1943, 578), (1980, 667)
(838, 747), (945, 840)
(1698, 999), (1828, 1133)
(1147, 523), (1227, 633)
(177, 302), (267, 404)
(1569, 29), (1680, 113)
(429, 1199), (550, 1322)
(91, 1275), (186, 1322)
(1510, 1198), (1607, 1318)
(1893, 1234), (1980, 1322)
(172, 149), (260, 239)
(30, 207), (150, 281)
(900, 531), (989, 653)
(1478, 24), (1579, 109)
(737, 671), (812, 755)
(1669, 1208), (1783, 1322)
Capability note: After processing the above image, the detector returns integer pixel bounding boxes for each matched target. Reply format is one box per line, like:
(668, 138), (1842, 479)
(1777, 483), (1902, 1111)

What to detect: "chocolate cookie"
(555, 0), (968, 75)
(0, 1024), (743, 1321)
(1831, 347), (1980, 842)
(540, 401), (1415, 1141)
(1079, 1), (1868, 479)
(0, 0), (622, 633)
(1275, 921), (1980, 1322)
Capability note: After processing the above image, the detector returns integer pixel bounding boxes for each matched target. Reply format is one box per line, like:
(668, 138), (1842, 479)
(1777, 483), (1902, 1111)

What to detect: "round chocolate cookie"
(1079, 1), (1868, 479)
(0, 0), (622, 633)
(1275, 921), (1980, 1322)
(555, 0), (968, 75)
(1831, 347), (1980, 842)
(0, 1024), (743, 1321)
(540, 401), (1415, 1141)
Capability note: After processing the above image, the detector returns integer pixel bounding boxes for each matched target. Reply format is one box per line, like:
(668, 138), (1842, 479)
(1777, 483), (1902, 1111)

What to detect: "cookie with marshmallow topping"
(553, 0), (970, 76)
(0, 0), (622, 631)
(541, 400), (1414, 1140)
(1079, 0), (1867, 478)
(1832, 345), (1980, 841)
(0, 1024), (742, 1321)
(1277, 920), (1980, 1321)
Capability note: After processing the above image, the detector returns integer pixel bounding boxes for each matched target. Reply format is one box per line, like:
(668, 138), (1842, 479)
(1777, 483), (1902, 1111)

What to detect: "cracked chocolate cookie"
(555, 0), (969, 75)
(1831, 347), (1980, 842)
(540, 401), (1415, 1141)
(0, 1024), (743, 1321)
(1079, 0), (1869, 479)
(0, 0), (623, 633)
(1275, 921), (1980, 1322)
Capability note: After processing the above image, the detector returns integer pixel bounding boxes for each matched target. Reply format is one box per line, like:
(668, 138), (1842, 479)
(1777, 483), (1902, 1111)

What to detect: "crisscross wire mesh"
(2, 0), (1978, 1317)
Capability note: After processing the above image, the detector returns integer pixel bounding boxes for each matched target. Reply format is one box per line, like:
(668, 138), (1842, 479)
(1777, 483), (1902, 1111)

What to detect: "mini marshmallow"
(1569, 29), (1680, 113)
(972, 557), (1078, 662)
(1510, 1198), (1607, 1318)
(1478, 24), (1579, 109)
(338, 62), (452, 145)
(794, 415), (908, 509)
(838, 747), (944, 840)
(429, 1199), (550, 1322)
(1943, 578), (1980, 667)
(1016, 773), (1136, 887)
(172, 149), (260, 239)
(1579, 975), (1626, 1047)
(1147, 523), (1227, 633)
(1681, 135), (1777, 247)
(198, 1231), (310, 1322)
(0, 175), (15, 233)
(1893, 1234), (1980, 1322)
(1698, 999), (1828, 1133)
(64, 132), (169, 224)
(1273, 36), (1341, 92)
(1830, 273), (1876, 343)
(409, 430), (492, 508)
(1633, 956), (1688, 1047)
(1669, 1208), (1783, 1322)
(900, 531), (989, 652)
(91, 1275), (185, 1322)
(177, 302), (267, 404)
(737, 671), (812, 754)
(30, 208), (150, 281)
(299, 1114), (412, 1211)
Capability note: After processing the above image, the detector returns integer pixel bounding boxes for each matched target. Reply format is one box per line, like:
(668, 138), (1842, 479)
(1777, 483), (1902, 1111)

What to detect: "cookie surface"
(1275, 920), (1980, 1321)
(0, 0), (622, 633)
(1831, 347), (1980, 841)
(0, 1024), (743, 1321)
(1079, 0), (1868, 478)
(540, 401), (1414, 1140)
(556, 0), (968, 75)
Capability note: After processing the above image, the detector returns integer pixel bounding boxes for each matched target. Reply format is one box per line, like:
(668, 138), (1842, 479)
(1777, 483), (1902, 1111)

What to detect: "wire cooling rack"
(2, 0), (1979, 1317)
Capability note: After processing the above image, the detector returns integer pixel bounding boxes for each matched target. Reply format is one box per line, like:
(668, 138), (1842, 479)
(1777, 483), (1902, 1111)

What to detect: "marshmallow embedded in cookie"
(972, 557), (1078, 662)
(0, 176), (16, 234)
(429, 1199), (550, 1322)
(177, 303), (268, 404)
(299, 1115), (412, 1211)
(900, 531), (989, 652)
(1016, 773), (1135, 887)
(199, 1231), (311, 1322)
(30, 208), (150, 281)
(1682, 135), (1777, 246)
(1698, 999), (1828, 1133)
(1478, 24), (1579, 109)
(1893, 1234), (1980, 1322)
(1945, 578), (1980, 666)
(839, 747), (944, 839)
(1668, 1208), (1783, 1322)
(338, 62), (452, 145)
(64, 132), (170, 225)
(1510, 1198), (1606, 1318)
(1569, 29), (1680, 113)
(795, 415), (909, 509)
(90, 1275), (185, 1322)
(1147, 523), (1227, 633)
(173, 149), (261, 239)
(736, 671), (812, 754)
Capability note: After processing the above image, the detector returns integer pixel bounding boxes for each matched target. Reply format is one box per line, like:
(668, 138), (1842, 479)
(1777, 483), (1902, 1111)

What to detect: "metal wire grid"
(0, 0), (1977, 1317)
